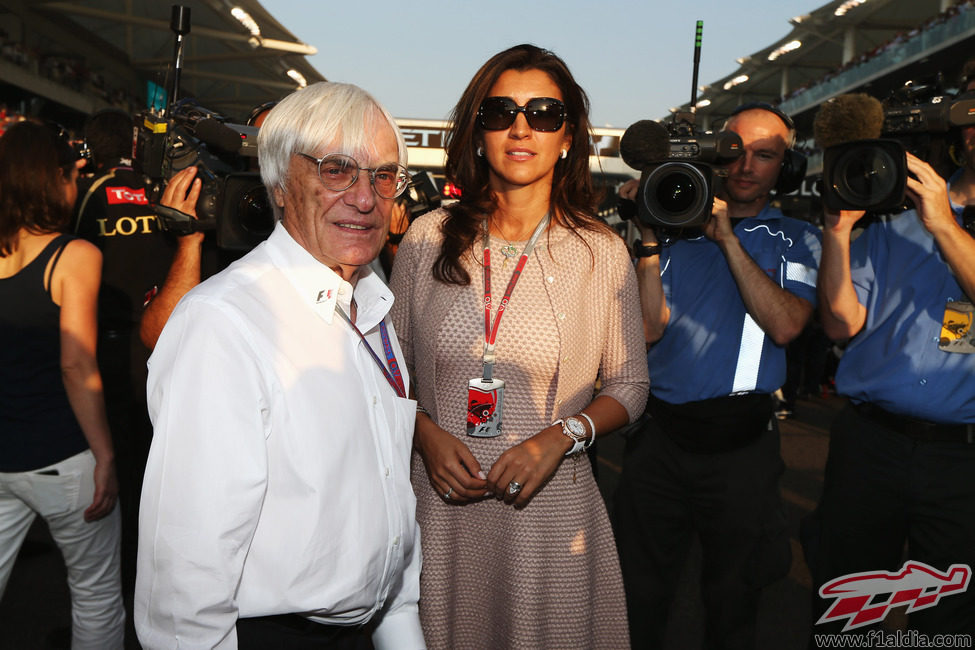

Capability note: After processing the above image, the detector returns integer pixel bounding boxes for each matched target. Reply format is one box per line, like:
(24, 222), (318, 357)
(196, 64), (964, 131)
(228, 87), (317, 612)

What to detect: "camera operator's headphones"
(246, 100), (278, 127)
(728, 102), (807, 195)
(948, 88), (975, 168)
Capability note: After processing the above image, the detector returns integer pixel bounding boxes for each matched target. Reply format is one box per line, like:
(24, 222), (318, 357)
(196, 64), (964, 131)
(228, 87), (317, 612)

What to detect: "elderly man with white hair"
(135, 82), (424, 650)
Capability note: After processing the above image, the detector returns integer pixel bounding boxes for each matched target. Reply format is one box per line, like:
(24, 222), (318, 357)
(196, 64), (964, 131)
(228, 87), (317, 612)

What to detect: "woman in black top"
(0, 121), (125, 647)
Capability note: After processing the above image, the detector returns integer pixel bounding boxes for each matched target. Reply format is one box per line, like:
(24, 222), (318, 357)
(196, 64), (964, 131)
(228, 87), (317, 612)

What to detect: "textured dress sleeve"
(389, 221), (421, 379)
(594, 235), (650, 422)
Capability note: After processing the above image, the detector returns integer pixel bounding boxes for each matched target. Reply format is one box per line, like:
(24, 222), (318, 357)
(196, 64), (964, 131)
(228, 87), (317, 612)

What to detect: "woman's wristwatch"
(553, 414), (596, 456)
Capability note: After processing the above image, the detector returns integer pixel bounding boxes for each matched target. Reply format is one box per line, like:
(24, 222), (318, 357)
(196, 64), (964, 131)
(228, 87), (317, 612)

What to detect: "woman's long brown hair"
(0, 121), (76, 256)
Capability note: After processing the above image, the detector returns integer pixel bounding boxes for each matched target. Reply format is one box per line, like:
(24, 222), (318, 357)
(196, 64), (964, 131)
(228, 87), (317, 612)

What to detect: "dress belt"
(854, 402), (975, 444)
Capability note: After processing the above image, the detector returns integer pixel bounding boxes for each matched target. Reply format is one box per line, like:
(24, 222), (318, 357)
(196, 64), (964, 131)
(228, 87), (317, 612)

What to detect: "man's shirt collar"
(263, 221), (393, 329)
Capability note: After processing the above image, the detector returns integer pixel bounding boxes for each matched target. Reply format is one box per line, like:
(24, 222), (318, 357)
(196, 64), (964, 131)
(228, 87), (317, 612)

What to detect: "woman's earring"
(560, 149), (568, 160)
(477, 146), (484, 158)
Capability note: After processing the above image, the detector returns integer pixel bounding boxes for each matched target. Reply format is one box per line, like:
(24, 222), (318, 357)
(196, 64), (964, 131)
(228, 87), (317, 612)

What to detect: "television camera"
(619, 21), (743, 231)
(138, 5), (273, 251)
(818, 80), (975, 212)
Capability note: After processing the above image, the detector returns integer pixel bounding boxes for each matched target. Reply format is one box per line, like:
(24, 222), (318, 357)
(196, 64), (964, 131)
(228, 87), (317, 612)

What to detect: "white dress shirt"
(135, 222), (423, 650)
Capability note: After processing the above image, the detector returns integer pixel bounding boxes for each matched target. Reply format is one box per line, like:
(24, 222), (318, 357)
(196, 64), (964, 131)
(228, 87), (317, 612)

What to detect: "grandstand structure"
(0, 0), (323, 124)
(660, 0), (975, 217)
(668, 0), (974, 143)
(1, 0), (972, 216)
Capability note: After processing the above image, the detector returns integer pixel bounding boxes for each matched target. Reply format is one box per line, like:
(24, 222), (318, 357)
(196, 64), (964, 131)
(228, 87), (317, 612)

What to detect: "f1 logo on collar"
(316, 289), (333, 303)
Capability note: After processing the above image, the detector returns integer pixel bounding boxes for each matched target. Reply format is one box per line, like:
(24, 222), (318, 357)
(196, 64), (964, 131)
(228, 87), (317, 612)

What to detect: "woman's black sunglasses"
(477, 97), (566, 132)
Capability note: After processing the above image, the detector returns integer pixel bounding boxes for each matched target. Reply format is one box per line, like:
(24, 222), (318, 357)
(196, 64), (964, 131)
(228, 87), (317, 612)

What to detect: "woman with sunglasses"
(0, 121), (125, 647)
(390, 44), (648, 648)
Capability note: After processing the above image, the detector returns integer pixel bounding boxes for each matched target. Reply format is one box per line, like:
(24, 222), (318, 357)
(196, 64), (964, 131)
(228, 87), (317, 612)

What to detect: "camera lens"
(237, 185), (273, 235)
(823, 140), (906, 211)
(832, 147), (899, 206)
(656, 173), (698, 214)
(641, 162), (711, 227)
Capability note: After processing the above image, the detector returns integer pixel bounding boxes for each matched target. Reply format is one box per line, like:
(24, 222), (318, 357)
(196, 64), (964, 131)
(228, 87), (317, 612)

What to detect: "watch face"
(565, 417), (587, 439)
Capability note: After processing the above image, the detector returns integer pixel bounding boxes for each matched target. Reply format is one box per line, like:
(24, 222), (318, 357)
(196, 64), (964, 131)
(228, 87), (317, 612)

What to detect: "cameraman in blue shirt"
(616, 104), (822, 649)
(812, 72), (975, 637)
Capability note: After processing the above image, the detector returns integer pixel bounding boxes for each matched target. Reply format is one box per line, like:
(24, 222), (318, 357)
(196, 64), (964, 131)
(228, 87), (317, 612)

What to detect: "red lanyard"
(481, 213), (550, 380)
(336, 308), (406, 399)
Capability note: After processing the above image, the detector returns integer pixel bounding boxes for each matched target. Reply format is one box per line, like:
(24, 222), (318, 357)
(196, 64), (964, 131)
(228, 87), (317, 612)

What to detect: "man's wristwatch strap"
(633, 239), (661, 258)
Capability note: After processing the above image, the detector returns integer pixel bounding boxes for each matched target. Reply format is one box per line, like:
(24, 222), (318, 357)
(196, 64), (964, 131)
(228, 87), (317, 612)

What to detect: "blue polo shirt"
(835, 178), (975, 424)
(648, 204), (822, 404)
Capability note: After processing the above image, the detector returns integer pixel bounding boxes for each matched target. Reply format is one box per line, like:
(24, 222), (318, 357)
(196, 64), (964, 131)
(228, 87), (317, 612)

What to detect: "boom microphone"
(813, 94), (884, 149)
(193, 118), (243, 154)
(620, 120), (671, 171)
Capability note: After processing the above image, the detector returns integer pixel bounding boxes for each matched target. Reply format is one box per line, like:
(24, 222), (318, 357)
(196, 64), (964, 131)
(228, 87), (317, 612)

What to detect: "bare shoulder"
(51, 238), (101, 284)
(61, 237), (101, 261)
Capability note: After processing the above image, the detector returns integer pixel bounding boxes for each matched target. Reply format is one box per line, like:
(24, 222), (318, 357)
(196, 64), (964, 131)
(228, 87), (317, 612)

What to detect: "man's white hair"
(257, 82), (407, 218)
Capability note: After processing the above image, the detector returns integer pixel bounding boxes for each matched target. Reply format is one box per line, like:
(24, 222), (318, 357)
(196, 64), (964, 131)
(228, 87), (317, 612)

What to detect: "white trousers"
(0, 449), (125, 650)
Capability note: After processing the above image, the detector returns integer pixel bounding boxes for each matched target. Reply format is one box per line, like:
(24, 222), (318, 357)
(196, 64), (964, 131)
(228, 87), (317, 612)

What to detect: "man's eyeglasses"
(477, 97), (566, 132)
(298, 152), (410, 199)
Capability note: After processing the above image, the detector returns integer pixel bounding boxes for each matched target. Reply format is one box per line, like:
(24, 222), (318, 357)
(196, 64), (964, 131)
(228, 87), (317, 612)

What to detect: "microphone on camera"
(620, 120), (671, 171)
(192, 118), (243, 154)
(813, 93), (885, 149)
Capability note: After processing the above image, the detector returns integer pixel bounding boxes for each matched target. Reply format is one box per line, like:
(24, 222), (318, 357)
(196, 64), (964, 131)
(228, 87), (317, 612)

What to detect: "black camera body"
(137, 100), (273, 251)
(629, 113), (743, 229)
(822, 88), (975, 212)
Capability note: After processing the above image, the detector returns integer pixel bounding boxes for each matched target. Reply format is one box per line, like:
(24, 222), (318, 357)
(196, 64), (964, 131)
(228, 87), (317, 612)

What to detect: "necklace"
(491, 217), (524, 265)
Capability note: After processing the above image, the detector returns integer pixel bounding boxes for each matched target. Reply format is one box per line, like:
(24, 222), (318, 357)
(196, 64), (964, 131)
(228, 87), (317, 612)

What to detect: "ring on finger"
(444, 487), (454, 500)
(507, 480), (523, 495)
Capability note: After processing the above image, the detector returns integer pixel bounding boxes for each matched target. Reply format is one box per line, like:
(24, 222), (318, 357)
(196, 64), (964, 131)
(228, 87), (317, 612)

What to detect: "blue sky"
(261, 0), (821, 128)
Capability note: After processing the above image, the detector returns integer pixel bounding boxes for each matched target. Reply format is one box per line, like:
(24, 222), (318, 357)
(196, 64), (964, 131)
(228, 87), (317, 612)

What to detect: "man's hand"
(162, 166), (204, 246)
(620, 178), (660, 246)
(141, 166), (206, 349)
(703, 197), (734, 244)
(823, 208), (867, 234)
(906, 153), (956, 237)
(902, 152), (975, 303)
(619, 178), (639, 202)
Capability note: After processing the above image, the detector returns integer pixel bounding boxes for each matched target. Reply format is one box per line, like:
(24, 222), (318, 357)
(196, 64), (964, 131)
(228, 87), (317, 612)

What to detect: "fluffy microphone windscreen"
(813, 94), (884, 149)
(620, 120), (671, 171)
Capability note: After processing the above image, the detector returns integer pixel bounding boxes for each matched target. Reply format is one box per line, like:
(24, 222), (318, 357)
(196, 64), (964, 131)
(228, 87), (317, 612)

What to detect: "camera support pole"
(168, 5), (191, 118)
(689, 20), (703, 113)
